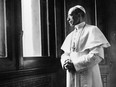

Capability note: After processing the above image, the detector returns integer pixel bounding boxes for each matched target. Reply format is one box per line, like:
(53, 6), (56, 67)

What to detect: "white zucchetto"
(68, 5), (86, 15)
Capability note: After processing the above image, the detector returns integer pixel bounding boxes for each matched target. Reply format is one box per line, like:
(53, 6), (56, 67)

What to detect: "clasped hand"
(63, 59), (76, 73)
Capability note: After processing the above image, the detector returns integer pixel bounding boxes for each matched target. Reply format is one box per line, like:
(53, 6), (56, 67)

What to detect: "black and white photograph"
(0, 0), (115, 87)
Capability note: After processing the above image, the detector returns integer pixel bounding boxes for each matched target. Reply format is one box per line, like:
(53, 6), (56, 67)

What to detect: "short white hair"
(68, 5), (86, 15)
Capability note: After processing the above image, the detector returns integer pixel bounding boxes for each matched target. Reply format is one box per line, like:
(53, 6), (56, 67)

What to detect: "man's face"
(67, 14), (80, 26)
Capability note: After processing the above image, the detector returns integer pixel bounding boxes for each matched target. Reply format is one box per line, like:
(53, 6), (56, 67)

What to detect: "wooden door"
(0, 0), (21, 72)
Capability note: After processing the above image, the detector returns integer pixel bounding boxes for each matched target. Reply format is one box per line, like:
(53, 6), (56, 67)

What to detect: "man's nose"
(67, 17), (70, 21)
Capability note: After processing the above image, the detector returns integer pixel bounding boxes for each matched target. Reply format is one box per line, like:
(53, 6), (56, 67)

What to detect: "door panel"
(0, 0), (22, 72)
(96, 1), (111, 87)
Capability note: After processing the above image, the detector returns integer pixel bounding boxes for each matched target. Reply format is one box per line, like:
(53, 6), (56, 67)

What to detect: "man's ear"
(78, 13), (83, 21)
(77, 13), (81, 18)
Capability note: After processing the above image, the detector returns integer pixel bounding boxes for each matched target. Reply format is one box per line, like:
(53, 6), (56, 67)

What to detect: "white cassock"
(60, 22), (110, 87)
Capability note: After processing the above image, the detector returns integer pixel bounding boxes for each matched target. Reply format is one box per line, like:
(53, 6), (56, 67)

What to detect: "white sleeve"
(73, 46), (104, 71)
(60, 53), (70, 68)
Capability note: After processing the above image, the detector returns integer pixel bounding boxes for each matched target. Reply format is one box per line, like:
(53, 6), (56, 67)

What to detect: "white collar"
(74, 22), (86, 30)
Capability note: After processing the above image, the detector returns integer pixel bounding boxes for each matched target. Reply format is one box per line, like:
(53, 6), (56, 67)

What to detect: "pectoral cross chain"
(72, 42), (76, 51)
